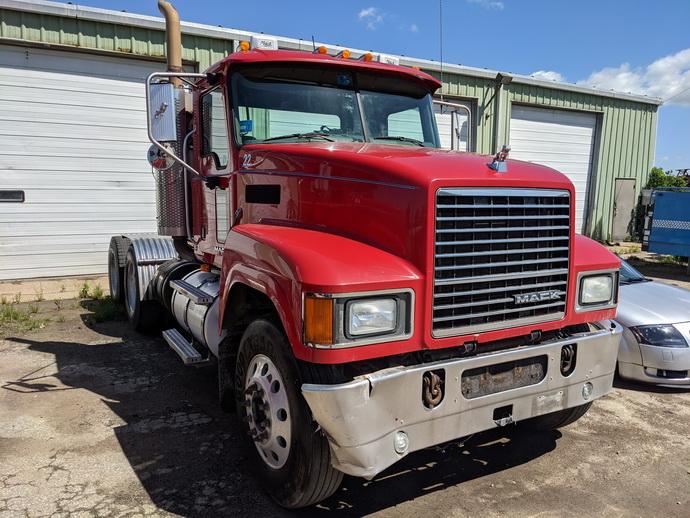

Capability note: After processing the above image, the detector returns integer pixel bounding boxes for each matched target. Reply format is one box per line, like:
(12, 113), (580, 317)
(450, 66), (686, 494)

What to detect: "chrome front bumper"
(302, 325), (621, 478)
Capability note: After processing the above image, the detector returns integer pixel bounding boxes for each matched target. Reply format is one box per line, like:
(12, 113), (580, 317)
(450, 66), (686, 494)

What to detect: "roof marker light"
(313, 45), (328, 55)
(239, 40), (250, 52)
(359, 52), (374, 62)
(335, 49), (351, 59)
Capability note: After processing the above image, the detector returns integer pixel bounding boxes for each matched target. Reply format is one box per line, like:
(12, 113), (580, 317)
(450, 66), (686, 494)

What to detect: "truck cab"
(107, 3), (621, 508)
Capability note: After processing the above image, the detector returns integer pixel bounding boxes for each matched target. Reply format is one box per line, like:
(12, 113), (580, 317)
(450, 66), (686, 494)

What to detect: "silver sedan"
(615, 260), (690, 386)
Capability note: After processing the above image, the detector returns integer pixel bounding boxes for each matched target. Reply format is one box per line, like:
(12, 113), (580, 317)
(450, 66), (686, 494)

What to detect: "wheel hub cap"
(243, 354), (291, 469)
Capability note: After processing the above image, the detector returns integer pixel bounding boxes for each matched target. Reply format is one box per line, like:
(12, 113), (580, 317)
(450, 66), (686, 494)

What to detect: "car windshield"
(230, 66), (440, 148)
(619, 259), (649, 284)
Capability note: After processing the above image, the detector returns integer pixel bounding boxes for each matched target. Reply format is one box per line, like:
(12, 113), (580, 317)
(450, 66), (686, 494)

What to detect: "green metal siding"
(0, 7), (658, 241)
(0, 9), (235, 70)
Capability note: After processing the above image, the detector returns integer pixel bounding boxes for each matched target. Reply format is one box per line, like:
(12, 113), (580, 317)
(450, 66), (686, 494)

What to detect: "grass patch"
(91, 284), (104, 300)
(78, 282), (90, 299)
(0, 302), (49, 334)
(81, 296), (126, 323)
(611, 244), (641, 255)
(79, 282), (105, 300)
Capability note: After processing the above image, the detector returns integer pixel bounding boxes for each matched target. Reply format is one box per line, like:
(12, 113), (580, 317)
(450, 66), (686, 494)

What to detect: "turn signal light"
(304, 296), (334, 345)
(239, 40), (250, 52)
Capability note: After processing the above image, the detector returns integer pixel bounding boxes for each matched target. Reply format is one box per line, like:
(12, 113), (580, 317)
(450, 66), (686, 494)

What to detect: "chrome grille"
(433, 188), (570, 337)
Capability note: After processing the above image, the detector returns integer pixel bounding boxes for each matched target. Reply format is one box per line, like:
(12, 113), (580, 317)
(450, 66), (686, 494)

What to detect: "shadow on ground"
(3, 326), (560, 517)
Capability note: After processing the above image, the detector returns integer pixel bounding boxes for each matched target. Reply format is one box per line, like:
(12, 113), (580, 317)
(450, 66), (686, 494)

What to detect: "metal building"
(0, 0), (661, 281)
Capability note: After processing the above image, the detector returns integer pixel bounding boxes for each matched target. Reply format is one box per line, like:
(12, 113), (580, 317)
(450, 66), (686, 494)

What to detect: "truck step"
(170, 279), (214, 305)
(162, 328), (211, 366)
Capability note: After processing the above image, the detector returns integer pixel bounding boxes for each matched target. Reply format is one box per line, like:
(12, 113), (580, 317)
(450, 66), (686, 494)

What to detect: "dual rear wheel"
(107, 240), (167, 333)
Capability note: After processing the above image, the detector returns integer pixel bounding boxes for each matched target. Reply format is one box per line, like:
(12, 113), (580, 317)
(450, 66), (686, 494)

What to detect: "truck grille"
(433, 188), (570, 337)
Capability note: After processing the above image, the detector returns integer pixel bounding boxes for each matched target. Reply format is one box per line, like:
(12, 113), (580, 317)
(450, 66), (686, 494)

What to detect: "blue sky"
(81, 0), (690, 170)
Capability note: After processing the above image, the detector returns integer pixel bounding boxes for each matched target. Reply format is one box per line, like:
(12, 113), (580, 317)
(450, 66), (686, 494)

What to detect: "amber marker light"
(304, 296), (334, 345)
(313, 45), (328, 55)
(239, 40), (250, 52)
(336, 49), (351, 59)
(359, 52), (374, 62)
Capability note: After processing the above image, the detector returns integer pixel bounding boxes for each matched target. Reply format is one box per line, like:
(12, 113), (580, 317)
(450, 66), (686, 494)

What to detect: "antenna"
(311, 35), (316, 51)
(439, 0), (444, 101)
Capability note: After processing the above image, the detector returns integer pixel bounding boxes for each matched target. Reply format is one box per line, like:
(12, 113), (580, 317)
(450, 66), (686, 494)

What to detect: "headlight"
(347, 298), (397, 336)
(304, 290), (413, 348)
(580, 275), (613, 304)
(576, 271), (618, 311)
(630, 325), (689, 348)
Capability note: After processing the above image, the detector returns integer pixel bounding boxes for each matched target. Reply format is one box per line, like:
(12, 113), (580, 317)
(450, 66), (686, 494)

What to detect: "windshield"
(619, 259), (648, 284)
(230, 66), (440, 148)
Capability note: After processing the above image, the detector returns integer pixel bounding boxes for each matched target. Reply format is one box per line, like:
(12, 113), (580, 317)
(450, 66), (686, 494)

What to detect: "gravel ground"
(1, 271), (690, 517)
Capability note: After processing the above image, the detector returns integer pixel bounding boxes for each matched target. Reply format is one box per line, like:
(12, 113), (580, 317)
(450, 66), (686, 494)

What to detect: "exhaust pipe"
(158, 0), (182, 86)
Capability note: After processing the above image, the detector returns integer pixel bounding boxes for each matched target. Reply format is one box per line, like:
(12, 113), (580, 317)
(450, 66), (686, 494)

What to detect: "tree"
(646, 167), (688, 189)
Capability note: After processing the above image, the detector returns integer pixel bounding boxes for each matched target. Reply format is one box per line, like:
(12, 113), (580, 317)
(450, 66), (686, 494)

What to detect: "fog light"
(582, 382), (594, 400)
(394, 431), (409, 454)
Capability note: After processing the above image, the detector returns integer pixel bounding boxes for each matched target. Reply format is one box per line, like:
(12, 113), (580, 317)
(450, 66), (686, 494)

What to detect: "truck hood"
(240, 142), (573, 191)
(618, 280), (690, 326)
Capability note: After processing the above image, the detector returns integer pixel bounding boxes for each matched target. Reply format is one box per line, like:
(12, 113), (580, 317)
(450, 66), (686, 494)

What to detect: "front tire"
(522, 402), (593, 431)
(234, 320), (342, 508)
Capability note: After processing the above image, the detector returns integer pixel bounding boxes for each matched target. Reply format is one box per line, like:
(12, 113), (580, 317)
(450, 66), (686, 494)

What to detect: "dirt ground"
(2, 259), (690, 517)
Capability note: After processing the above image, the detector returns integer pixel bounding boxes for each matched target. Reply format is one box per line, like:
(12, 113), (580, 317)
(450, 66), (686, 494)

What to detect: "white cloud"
(410, 23), (419, 33)
(466, 0), (505, 10)
(578, 48), (690, 105)
(531, 70), (565, 82)
(358, 7), (384, 30)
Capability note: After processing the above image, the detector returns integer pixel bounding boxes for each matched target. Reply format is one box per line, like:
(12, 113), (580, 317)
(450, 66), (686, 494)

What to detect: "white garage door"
(434, 101), (470, 151)
(0, 45), (166, 280)
(509, 105), (596, 233)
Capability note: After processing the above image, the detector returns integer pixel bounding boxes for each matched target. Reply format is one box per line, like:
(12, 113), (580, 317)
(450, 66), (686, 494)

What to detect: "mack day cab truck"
(106, 0), (622, 508)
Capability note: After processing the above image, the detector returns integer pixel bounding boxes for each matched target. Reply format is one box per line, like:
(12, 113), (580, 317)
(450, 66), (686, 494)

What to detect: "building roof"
(0, 0), (663, 106)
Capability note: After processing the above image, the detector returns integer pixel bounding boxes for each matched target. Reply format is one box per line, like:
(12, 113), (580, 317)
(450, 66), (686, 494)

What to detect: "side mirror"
(147, 82), (178, 142)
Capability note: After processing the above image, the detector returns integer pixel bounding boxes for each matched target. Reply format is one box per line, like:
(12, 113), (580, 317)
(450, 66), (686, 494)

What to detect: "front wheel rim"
(243, 353), (292, 469)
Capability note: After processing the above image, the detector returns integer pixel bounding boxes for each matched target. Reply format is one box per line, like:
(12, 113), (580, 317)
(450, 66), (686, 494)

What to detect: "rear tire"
(123, 247), (167, 333)
(522, 402), (593, 431)
(108, 238), (125, 303)
(234, 319), (343, 509)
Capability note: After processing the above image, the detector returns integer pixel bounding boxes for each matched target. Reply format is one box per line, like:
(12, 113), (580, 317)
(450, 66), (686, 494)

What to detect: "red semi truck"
(107, 1), (622, 508)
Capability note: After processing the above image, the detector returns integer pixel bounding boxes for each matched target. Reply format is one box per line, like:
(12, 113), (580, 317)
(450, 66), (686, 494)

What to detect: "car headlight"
(304, 290), (413, 348)
(347, 298), (397, 336)
(576, 271), (618, 311)
(630, 325), (689, 348)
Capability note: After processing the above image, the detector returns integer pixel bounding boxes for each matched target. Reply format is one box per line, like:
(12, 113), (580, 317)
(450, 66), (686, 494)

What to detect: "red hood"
(240, 142), (573, 191)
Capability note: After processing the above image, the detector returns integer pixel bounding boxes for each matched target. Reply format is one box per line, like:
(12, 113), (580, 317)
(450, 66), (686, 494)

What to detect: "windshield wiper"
(262, 132), (335, 143)
(373, 136), (426, 147)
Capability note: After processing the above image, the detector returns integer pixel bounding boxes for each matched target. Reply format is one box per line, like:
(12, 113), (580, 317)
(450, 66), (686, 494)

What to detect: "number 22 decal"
(242, 153), (252, 169)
